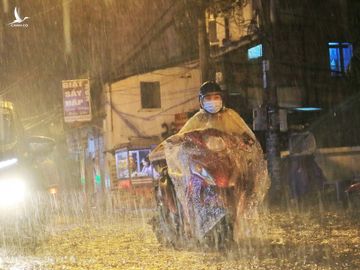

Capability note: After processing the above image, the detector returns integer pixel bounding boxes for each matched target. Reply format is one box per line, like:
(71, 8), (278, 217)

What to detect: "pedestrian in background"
(288, 125), (327, 201)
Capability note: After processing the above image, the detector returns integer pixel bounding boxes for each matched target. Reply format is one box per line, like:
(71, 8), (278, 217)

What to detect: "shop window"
(248, 44), (263, 60)
(115, 150), (129, 179)
(328, 42), (353, 76)
(115, 148), (152, 179)
(128, 149), (151, 177)
(140, 81), (161, 109)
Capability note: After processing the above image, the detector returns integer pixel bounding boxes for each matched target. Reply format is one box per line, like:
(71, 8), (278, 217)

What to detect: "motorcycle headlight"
(204, 136), (226, 152)
(0, 158), (18, 170)
(0, 178), (26, 207)
(48, 186), (58, 195)
(190, 163), (216, 186)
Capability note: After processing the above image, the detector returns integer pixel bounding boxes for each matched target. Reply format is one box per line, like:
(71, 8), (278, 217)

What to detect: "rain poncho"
(179, 108), (256, 140)
(151, 108), (270, 240)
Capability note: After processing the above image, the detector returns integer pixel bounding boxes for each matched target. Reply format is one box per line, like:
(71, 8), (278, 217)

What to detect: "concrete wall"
(103, 61), (201, 151)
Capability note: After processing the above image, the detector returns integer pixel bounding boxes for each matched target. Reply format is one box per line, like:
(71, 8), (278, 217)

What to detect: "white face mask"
(202, 99), (223, 114)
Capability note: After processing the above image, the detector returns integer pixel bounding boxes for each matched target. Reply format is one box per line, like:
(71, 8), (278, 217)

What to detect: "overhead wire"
(4, 0), (195, 138)
(103, 0), (200, 137)
(111, 91), (198, 106)
(23, 107), (62, 131)
(115, 0), (180, 70)
(108, 94), (197, 122)
(0, 66), (42, 97)
(109, 85), (199, 100)
(108, 83), (198, 109)
(108, 62), (199, 94)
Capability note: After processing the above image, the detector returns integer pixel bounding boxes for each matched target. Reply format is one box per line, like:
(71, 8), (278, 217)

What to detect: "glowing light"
(49, 187), (58, 195)
(0, 158), (18, 170)
(248, 44), (263, 59)
(294, 107), (322, 112)
(0, 178), (26, 207)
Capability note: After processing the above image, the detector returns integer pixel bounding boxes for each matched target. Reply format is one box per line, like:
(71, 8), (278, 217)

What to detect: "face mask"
(202, 99), (223, 114)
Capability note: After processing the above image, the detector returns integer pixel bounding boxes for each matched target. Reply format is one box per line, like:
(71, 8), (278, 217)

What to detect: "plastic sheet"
(151, 108), (270, 240)
(178, 108), (257, 140)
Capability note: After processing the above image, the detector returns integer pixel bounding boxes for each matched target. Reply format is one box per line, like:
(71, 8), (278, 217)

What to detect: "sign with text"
(62, 79), (92, 123)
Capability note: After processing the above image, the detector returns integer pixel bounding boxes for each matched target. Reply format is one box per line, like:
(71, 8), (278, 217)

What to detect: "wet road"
(0, 205), (359, 270)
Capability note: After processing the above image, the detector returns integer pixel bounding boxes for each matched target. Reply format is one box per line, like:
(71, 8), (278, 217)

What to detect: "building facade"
(206, 0), (360, 148)
(96, 0), (360, 191)
(103, 61), (200, 187)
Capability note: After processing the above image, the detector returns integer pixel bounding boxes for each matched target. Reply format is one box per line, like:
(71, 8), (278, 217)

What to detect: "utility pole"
(259, 0), (282, 200)
(196, 0), (281, 198)
(197, 0), (212, 82)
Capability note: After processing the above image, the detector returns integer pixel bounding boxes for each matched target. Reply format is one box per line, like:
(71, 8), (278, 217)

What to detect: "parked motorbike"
(345, 181), (360, 207)
(150, 127), (269, 249)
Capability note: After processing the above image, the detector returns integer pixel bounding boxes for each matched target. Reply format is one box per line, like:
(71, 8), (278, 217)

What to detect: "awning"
(106, 136), (161, 154)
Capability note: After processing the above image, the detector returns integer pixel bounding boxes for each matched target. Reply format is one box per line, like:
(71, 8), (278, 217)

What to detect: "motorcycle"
(0, 101), (56, 247)
(149, 127), (269, 249)
(345, 181), (360, 207)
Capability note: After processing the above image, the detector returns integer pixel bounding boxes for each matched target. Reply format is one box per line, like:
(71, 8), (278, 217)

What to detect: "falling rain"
(0, 0), (359, 269)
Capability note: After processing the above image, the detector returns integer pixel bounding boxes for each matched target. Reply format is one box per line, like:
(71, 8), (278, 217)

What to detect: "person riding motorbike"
(150, 81), (269, 247)
(179, 81), (256, 140)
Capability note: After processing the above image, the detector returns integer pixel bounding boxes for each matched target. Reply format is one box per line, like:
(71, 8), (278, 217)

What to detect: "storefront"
(115, 147), (153, 188)
(112, 137), (160, 190)
(109, 138), (160, 209)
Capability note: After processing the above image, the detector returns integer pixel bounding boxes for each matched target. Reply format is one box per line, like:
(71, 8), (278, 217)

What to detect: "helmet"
(199, 81), (223, 98)
(199, 81), (225, 114)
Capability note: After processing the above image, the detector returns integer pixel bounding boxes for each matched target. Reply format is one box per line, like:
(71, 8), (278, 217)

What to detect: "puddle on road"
(0, 249), (49, 270)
